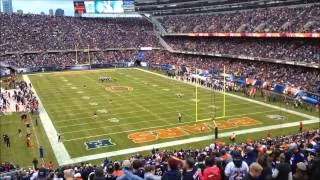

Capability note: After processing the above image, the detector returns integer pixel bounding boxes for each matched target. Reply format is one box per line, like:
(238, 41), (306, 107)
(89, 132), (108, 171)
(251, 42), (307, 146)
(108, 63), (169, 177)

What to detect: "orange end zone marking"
(128, 117), (262, 143)
(128, 131), (158, 144)
(155, 127), (188, 139)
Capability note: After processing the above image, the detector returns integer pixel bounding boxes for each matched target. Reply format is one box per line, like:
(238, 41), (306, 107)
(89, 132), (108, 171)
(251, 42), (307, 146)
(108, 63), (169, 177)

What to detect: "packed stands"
(164, 37), (320, 64)
(151, 52), (320, 94)
(0, 13), (160, 52)
(1, 51), (319, 94)
(157, 4), (320, 33)
(1, 129), (319, 179)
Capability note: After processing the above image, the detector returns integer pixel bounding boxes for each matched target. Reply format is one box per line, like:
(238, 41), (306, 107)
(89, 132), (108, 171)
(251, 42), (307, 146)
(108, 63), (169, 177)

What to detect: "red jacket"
(200, 166), (221, 180)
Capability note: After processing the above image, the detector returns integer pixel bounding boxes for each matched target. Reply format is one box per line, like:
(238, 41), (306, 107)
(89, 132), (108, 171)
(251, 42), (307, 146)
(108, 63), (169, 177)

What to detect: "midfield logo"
(85, 139), (116, 150)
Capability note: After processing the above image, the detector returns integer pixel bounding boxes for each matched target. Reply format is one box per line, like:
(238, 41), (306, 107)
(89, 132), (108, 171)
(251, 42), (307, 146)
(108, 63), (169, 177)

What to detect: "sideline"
(23, 75), (71, 165)
(63, 118), (318, 165)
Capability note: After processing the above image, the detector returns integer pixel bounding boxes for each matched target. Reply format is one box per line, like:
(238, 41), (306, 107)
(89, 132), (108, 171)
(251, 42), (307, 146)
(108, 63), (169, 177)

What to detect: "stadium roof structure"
(135, 0), (319, 15)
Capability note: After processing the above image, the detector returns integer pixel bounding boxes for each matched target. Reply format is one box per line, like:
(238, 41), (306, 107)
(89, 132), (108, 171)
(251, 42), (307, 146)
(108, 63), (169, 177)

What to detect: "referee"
(178, 112), (182, 123)
(57, 131), (61, 142)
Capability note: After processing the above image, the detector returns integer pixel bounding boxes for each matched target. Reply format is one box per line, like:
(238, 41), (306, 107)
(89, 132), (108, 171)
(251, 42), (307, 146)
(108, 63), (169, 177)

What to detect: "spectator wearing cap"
(105, 163), (117, 180)
(162, 157), (182, 180)
(225, 150), (249, 180)
(243, 162), (263, 180)
(293, 162), (308, 180)
(144, 164), (161, 180)
(272, 153), (292, 180)
(244, 147), (257, 166)
(288, 143), (307, 174)
(182, 157), (200, 180)
(91, 167), (107, 180)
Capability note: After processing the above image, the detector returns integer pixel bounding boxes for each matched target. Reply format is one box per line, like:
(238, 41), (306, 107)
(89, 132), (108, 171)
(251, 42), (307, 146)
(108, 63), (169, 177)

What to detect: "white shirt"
(224, 161), (249, 180)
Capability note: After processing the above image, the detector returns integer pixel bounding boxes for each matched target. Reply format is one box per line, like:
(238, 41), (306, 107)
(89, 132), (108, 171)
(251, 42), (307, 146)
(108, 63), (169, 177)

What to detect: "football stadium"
(0, 0), (320, 179)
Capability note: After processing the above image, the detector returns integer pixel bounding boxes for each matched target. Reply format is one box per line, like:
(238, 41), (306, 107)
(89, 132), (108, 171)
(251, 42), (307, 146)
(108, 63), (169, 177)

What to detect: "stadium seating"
(0, 13), (160, 52)
(157, 4), (320, 33)
(1, 51), (319, 94)
(1, 129), (319, 179)
(164, 37), (320, 64)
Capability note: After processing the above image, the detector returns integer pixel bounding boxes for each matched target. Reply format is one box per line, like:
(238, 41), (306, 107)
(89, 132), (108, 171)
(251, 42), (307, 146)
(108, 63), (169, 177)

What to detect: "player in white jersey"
(225, 151), (249, 180)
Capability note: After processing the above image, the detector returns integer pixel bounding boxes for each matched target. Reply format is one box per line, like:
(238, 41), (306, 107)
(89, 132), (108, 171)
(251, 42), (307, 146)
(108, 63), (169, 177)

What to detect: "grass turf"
(28, 69), (315, 157)
(1, 68), (319, 166)
(0, 113), (57, 167)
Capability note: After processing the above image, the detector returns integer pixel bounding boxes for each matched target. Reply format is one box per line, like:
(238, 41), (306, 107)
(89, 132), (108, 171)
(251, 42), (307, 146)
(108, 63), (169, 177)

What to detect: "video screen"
(74, 1), (86, 14)
(94, 0), (124, 13)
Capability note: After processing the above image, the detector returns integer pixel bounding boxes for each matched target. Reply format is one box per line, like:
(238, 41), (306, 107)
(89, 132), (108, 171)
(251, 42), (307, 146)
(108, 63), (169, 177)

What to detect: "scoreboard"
(74, 0), (135, 14)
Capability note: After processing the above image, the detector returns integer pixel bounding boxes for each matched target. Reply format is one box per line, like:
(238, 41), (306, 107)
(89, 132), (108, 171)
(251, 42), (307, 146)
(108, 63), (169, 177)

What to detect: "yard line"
(39, 90), (225, 106)
(48, 99), (251, 120)
(63, 109), (279, 142)
(62, 118), (319, 166)
(60, 107), (270, 135)
(56, 102), (263, 129)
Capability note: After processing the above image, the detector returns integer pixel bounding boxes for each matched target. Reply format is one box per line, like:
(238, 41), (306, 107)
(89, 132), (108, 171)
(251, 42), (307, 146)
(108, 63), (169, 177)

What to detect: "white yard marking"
(162, 88), (170, 91)
(89, 102), (98, 106)
(108, 118), (120, 123)
(97, 109), (108, 113)
(191, 98), (200, 102)
(23, 75), (71, 165)
(76, 91), (84, 94)
(62, 110), (279, 138)
(71, 87), (78, 90)
(208, 105), (219, 109)
(81, 96), (90, 100)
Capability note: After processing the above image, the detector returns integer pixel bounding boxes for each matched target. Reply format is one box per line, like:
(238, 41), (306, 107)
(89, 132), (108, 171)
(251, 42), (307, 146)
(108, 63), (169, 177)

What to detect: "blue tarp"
(273, 85), (285, 94)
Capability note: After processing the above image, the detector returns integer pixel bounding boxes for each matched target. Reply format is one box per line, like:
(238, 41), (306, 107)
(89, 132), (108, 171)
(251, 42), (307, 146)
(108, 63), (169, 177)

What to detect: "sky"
(3, 0), (75, 16)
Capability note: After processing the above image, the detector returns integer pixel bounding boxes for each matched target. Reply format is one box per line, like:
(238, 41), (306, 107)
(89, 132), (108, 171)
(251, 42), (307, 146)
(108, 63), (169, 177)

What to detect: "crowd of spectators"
(150, 52), (320, 94)
(157, 4), (320, 33)
(1, 129), (319, 180)
(0, 79), (39, 113)
(0, 13), (159, 52)
(164, 37), (320, 64)
(0, 50), (157, 68)
(1, 50), (319, 94)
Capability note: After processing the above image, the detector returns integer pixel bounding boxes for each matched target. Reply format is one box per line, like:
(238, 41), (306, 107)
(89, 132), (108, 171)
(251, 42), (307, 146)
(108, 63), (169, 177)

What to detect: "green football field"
(1, 68), (319, 166)
(24, 68), (315, 161)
